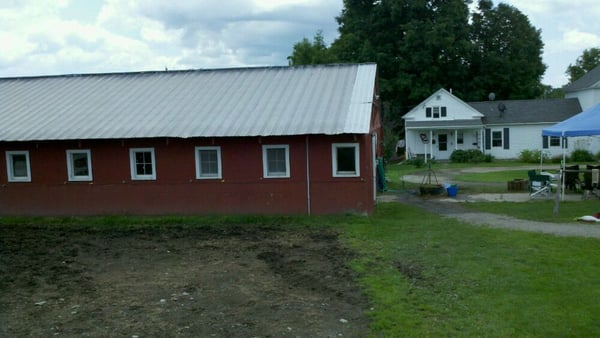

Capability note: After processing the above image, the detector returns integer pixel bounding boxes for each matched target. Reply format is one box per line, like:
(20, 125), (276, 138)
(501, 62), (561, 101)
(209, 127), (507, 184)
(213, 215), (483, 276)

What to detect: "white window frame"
(66, 149), (93, 181)
(195, 146), (222, 179)
(129, 148), (156, 180)
(332, 143), (360, 177)
(549, 136), (561, 147)
(262, 144), (290, 178)
(5, 151), (31, 182)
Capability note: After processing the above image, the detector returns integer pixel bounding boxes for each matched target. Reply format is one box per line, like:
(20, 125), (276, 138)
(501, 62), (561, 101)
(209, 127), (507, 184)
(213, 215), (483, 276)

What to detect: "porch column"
(454, 129), (458, 151)
(429, 130), (433, 162)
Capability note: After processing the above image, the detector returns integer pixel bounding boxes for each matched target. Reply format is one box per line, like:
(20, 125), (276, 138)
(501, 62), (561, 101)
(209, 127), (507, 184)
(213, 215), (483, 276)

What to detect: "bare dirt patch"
(0, 224), (369, 337)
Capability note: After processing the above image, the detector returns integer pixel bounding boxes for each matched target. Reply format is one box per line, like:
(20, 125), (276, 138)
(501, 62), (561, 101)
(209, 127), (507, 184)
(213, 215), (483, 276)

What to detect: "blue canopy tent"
(542, 102), (600, 138)
(542, 103), (600, 206)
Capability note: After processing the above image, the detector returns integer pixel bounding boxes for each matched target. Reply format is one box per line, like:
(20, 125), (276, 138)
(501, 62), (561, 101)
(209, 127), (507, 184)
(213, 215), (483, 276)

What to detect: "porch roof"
(405, 119), (483, 129)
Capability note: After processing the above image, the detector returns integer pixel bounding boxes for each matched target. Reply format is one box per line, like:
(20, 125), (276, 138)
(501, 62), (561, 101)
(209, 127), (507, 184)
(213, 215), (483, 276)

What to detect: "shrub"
(405, 157), (424, 168)
(571, 149), (594, 162)
(450, 150), (468, 163)
(519, 149), (549, 163)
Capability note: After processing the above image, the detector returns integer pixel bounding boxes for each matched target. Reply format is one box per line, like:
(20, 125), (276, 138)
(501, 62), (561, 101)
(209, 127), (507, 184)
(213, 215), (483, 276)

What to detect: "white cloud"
(561, 30), (600, 50)
(1, 0), (595, 88)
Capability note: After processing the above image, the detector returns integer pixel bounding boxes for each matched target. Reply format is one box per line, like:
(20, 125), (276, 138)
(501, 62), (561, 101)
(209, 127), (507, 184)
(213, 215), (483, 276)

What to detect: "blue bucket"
(447, 185), (458, 197)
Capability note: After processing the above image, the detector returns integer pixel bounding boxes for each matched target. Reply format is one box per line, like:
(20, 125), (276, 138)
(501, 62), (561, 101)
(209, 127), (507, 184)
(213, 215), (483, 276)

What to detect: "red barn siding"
(0, 134), (376, 216)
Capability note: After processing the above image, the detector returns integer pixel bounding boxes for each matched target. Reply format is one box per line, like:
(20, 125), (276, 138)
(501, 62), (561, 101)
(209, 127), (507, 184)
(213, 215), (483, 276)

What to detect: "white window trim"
(332, 143), (360, 177)
(262, 144), (290, 178)
(129, 148), (156, 180)
(195, 146), (222, 179)
(66, 149), (93, 181)
(5, 150), (31, 182)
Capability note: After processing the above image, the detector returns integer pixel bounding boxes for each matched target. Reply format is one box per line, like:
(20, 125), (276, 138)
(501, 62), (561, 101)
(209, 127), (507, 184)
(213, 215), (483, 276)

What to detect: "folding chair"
(528, 170), (551, 198)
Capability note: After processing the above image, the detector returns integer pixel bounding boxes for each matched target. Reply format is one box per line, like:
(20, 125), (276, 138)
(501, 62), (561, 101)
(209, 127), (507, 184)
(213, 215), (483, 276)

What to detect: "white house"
(403, 65), (600, 161)
(564, 65), (600, 111)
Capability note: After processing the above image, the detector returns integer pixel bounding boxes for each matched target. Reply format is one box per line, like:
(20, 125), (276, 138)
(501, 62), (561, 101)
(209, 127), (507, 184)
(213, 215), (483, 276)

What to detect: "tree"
(287, 0), (546, 125)
(287, 31), (336, 66)
(468, 0), (546, 100)
(330, 0), (473, 125)
(566, 47), (600, 83)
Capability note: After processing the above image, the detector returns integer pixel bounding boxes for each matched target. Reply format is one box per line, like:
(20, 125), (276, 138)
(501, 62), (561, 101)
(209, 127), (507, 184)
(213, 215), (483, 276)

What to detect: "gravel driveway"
(380, 192), (600, 239)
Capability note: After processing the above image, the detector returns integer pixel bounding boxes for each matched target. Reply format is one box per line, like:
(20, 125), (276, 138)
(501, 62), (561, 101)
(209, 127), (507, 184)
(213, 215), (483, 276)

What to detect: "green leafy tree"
(287, 31), (336, 66)
(468, 0), (546, 100)
(538, 85), (564, 99)
(330, 0), (473, 126)
(288, 0), (546, 127)
(566, 47), (600, 83)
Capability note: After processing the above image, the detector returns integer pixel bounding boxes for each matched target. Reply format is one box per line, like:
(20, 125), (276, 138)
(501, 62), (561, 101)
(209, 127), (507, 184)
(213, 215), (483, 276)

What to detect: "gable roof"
(563, 65), (600, 93)
(469, 98), (581, 125)
(0, 63), (377, 142)
(403, 88), (483, 119)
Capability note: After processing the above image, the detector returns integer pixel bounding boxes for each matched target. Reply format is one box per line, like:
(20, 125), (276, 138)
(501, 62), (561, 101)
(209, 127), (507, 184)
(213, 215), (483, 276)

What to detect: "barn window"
(332, 143), (360, 177)
(5, 151), (31, 182)
(130, 148), (156, 180)
(195, 146), (222, 179)
(262, 145), (290, 178)
(66, 149), (92, 181)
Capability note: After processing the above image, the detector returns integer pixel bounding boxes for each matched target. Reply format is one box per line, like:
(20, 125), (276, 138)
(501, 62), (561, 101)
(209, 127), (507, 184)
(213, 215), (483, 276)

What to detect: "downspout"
(305, 135), (311, 216)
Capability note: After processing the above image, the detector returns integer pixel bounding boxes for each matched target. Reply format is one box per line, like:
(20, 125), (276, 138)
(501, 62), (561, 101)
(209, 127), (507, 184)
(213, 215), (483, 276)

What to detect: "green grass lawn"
(344, 203), (600, 336)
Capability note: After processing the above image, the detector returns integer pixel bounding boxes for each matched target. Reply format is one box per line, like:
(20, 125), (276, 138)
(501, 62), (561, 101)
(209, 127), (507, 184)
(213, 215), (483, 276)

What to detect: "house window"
(492, 131), (503, 147)
(195, 146), (222, 179)
(457, 131), (464, 144)
(332, 143), (360, 177)
(262, 145), (290, 178)
(550, 136), (561, 147)
(130, 148), (156, 180)
(426, 106), (446, 119)
(6, 151), (31, 182)
(66, 150), (92, 181)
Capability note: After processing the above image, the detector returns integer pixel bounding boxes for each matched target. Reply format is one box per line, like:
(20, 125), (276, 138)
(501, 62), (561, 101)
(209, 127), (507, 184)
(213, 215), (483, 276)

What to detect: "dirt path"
(381, 192), (600, 239)
(0, 225), (369, 337)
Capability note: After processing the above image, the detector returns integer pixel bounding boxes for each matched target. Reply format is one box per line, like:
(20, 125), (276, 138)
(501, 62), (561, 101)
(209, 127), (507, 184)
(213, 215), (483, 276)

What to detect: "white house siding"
(403, 89), (484, 161)
(406, 127), (483, 160)
(566, 89), (600, 111)
(485, 124), (600, 160)
(484, 124), (547, 159)
(567, 136), (600, 157)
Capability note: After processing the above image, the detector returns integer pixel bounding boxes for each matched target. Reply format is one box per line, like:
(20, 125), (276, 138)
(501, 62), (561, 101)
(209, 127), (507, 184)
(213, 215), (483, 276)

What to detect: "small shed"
(0, 63), (381, 216)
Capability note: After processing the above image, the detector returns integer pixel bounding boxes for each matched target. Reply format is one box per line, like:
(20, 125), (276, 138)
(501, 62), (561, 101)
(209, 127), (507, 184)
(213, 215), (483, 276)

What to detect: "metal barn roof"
(0, 63), (377, 141)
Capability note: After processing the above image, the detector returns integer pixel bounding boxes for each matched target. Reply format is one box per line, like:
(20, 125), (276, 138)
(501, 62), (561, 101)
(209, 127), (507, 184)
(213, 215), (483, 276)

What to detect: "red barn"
(0, 63), (381, 216)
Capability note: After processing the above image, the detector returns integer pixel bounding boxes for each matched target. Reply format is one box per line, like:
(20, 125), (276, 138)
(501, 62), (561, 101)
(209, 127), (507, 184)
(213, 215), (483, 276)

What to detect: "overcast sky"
(0, 0), (598, 88)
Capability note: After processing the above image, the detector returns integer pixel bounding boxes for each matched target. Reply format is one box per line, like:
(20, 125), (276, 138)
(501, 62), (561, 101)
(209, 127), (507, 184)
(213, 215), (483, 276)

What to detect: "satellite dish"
(488, 92), (496, 101)
(498, 103), (506, 112)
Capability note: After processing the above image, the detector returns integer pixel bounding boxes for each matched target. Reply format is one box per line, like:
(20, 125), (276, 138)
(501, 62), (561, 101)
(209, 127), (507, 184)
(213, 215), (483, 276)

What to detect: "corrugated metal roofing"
(0, 63), (377, 141)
